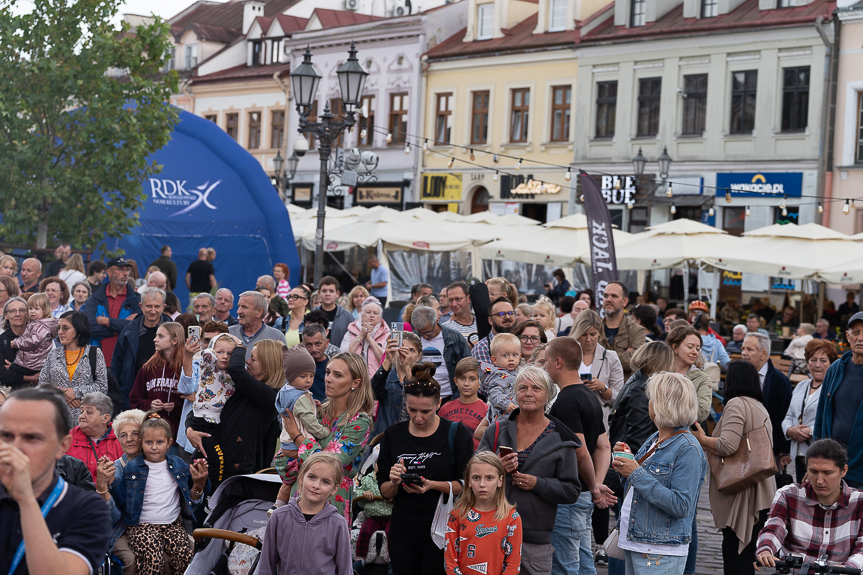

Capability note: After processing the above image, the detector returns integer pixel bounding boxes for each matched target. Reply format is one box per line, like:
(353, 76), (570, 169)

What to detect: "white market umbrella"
(615, 219), (742, 270)
(301, 219), (475, 252)
(461, 212), (540, 226)
(478, 213), (633, 267)
(706, 223), (862, 279)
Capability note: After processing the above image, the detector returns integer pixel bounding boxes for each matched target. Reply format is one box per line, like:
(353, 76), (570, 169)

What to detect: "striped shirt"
(444, 316), (477, 344)
(276, 279), (291, 300)
(756, 481), (863, 568)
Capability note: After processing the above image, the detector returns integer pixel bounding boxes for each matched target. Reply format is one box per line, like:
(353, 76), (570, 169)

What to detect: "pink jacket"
(339, 318), (391, 375)
(14, 317), (59, 371)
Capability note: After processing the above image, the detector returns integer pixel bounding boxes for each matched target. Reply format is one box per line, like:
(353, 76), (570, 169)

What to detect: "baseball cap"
(848, 312), (863, 330)
(106, 257), (132, 269)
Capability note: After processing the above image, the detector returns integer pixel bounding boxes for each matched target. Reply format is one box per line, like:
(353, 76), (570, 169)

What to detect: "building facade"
(283, 3), (467, 210)
(826, 0), (863, 234)
(571, 0), (835, 236)
(420, 0), (607, 221)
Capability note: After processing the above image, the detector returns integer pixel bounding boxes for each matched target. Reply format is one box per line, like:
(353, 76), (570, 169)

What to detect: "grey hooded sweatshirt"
(257, 499), (352, 575)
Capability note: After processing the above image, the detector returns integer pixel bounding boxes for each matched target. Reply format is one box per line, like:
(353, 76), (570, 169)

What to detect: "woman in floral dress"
(281, 351), (374, 521)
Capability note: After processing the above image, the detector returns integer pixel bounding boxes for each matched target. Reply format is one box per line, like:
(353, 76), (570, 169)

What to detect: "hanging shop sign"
(355, 184), (403, 205)
(421, 173), (462, 201)
(599, 176), (636, 207)
(510, 179), (562, 195)
(715, 172), (803, 198)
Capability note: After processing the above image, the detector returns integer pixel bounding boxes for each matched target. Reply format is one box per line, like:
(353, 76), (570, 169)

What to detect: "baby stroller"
(186, 473), (282, 575)
(351, 437), (391, 575)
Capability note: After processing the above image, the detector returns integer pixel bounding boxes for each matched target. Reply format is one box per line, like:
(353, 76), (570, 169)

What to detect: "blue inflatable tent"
(104, 108), (300, 308)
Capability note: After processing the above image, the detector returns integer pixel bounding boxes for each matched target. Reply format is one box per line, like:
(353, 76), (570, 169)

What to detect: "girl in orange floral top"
(280, 351), (374, 522)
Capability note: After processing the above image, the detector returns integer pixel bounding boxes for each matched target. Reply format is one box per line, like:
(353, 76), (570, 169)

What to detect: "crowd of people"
(4, 246), (863, 575)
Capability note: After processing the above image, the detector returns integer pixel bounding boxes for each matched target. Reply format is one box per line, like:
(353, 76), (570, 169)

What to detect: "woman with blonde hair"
(611, 371), (707, 575)
(347, 285), (370, 319)
(571, 310), (625, 427)
(515, 303), (533, 325)
(281, 351), (374, 522)
(59, 253), (87, 290)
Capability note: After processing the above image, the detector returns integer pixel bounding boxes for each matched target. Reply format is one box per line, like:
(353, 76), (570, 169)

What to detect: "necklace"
(65, 347), (84, 366)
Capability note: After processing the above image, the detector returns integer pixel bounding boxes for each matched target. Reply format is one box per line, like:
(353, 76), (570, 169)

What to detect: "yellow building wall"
(423, 55), (577, 172)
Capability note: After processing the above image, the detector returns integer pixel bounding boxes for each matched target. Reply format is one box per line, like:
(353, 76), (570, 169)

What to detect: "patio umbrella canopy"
(705, 223), (863, 279)
(478, 213), (634, 267)
(300, 219), (475, 252)
(614, 219), (742, 270)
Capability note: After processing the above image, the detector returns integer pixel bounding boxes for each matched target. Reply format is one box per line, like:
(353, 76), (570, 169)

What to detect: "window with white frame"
(184, 44), (198, 70)
(549, 0), (568, 30)
(477, 4), (494, 40)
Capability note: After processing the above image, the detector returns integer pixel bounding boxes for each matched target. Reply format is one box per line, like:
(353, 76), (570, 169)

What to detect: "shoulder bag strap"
(636, 429), (689, 465)
(89, 345), (97, 383)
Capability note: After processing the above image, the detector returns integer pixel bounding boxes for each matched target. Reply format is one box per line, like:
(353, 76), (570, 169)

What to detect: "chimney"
(243, 1), (265, 34)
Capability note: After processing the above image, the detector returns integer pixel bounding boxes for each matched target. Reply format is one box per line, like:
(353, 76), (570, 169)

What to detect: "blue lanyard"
(9, 477), (66, 575)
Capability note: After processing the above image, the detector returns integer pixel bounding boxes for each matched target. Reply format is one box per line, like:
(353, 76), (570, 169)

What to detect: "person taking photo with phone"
(377, 362), (475, 575)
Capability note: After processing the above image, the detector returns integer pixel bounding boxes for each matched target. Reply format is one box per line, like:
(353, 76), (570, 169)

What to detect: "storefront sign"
(292, 184), (313, 203)
(599, 176), (636, 207)
(355, 185), (403, 205)
(421, 173), (462, 201)
(510, 179), (562, 195)
(715, 172), (803, 198)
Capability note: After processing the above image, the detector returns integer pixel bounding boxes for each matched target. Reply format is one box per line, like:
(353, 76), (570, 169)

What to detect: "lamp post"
(291, 42), (368, 285)
(631, 146), (673, 222)
(271, 150), (299, 201)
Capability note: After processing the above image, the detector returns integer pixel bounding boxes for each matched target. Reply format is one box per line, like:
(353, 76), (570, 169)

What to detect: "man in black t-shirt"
(0, 387), (111, 575)
(546, 337), (614, 575)
(185, 248), (216, 302)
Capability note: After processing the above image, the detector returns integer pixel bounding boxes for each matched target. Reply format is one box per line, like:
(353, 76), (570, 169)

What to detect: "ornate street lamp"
(292, 42), (369, 285)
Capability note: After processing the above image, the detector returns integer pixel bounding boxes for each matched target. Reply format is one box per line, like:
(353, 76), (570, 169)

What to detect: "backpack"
(703, 345), (721, 391)
(89, 346), (123, 417)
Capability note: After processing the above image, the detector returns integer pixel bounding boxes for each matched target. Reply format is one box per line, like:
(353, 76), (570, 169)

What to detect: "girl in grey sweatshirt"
(257, 499), (352, 575)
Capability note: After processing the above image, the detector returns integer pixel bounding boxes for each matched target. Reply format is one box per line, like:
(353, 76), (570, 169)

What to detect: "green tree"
(0, 0), (179, 253)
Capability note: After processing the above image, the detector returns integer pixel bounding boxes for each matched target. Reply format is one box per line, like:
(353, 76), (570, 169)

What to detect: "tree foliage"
(0, 0), (179, 253)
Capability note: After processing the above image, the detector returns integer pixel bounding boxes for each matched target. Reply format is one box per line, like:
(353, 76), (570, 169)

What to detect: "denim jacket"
(372, 367), (405, 437)
(109, 454), (203, 527)
(621, 428), (707, 545)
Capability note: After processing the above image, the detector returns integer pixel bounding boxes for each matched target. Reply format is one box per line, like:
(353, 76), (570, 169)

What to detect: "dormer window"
(477, 4), (494, 40)
(701, 0), (718, 17)
(630, 0), (645, 26)
(184, 44), (198, 70)
(251, 41), (263, 66)
(549, 0), (567, 31)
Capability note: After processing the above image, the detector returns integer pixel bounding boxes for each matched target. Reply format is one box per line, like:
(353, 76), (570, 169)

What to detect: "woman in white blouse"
(782, 338), (837, 481)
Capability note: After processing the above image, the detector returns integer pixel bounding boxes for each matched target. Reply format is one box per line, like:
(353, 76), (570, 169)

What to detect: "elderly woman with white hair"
(611, 372), (707, 575)
(784, 322), (816, 361)
(478, 367), (581, 575)
(65, 391), (124, 482)
(341, 296), (391, 375)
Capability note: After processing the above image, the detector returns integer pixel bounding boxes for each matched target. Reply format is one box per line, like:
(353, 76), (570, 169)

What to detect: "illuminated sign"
(510, 180), (562, 195)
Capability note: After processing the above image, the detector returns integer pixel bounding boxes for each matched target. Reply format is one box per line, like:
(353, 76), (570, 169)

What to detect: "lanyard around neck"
(9, 477), (66, 575)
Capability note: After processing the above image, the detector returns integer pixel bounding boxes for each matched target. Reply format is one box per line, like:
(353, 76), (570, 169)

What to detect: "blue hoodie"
(814, 351), (863, 484)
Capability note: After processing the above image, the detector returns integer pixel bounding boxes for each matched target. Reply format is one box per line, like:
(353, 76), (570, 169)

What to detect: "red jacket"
(66, 423), (123, 482)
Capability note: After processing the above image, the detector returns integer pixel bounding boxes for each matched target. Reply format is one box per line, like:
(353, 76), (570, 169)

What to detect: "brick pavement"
(595, 478), (725, 575)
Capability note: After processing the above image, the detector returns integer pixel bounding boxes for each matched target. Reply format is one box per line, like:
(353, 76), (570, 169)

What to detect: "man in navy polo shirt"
(0, 387), (111, 575)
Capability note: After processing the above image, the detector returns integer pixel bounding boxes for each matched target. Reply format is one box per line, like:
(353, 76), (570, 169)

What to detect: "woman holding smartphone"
(572, 310), (625, 427)
(377, 362), (475, 575)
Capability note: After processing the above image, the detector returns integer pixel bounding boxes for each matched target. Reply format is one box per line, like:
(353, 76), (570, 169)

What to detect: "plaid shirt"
(471, 332), (495, 367)
(756, 481), (863, 568)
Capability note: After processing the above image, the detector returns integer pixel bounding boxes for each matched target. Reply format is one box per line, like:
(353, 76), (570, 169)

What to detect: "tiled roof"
(170, 0), (300, 37)
(255, 16), (274, 34)
(274, 13), (309, 34)
(579, 0), (835, 42)
(192, 61), (293, 83)
(189, 21), (241, 43)
(309, 8), (383, 28)
(425, 14), (574, 59)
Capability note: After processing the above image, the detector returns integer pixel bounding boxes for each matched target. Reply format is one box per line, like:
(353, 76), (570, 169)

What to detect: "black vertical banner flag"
(579, 171), (619, 313)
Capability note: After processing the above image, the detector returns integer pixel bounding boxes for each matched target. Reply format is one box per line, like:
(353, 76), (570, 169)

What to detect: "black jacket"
(763, 360), (793, 456)
(0, 329), (24, 389)
(607, 369), (657, 455)
(56, 455), (96, 491)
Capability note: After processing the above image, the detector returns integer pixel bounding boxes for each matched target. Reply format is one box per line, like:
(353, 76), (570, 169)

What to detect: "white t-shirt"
(424, 331), (452, 397)
(580, 362), (592, 377)
(617, 441), (688, 556)
(139, 459), (182, 525)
